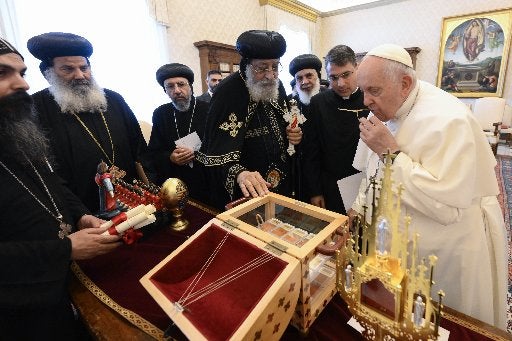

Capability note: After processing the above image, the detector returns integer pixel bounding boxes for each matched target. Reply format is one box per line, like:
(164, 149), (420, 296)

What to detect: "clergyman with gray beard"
(287, 53), (323, 203)
(27, 32), (148, 213)
(0, 35), (121, 340)
(197, 30), (302, 210)
(147, 62), (210, 204)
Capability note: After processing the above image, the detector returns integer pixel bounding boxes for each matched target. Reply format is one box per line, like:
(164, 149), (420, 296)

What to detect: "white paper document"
(175, 131), (202, 168)
(337, 172), (364, 210)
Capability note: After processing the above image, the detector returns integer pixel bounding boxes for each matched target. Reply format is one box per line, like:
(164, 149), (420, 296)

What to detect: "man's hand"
(310, 195), (325, 208)
(286, 126), (302, 145)
(76, 214), (105, 230)
(359, 116), (399, 157)
(237, 170), (271, 198)
(170, 147), (195, 166)
(68, 227), (121, 260)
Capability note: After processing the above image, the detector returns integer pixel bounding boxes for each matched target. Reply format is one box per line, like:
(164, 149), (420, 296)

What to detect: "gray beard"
(297, 80), (320, 105)
(45, 68), (108, 114)
(173, 96), (192, 112)
(0, 92), (50, 166)
(245, 68), (279, 102)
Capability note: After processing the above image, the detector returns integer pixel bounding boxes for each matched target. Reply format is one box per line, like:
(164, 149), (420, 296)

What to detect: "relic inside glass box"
(236, 203), (328, 248)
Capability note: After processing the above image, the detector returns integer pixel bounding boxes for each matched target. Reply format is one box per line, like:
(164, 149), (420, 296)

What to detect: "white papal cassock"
(352, 80), (508, 329)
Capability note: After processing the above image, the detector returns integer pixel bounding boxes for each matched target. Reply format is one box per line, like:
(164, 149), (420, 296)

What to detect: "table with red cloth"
(71, 200), (511, 341)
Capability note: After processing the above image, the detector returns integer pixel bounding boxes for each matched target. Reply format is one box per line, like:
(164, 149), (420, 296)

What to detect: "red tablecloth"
(73, 201), (506, 340)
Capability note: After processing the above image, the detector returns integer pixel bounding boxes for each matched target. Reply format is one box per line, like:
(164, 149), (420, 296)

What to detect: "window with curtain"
(0, 0), (169, 123)
(278, 25), (310, 94)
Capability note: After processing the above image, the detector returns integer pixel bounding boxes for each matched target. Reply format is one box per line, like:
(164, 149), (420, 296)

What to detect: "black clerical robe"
(0, 159), (88, 338)
(32, 88), (147, 213)
(196, 91), (212, 103)
(197, 72), (293, 210)
(286, 93), (312, 203)
(147, 98), (209, 202)
(303, 88), (369, 214)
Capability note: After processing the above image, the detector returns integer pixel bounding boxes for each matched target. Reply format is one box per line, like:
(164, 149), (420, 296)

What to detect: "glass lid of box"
(236, 203), (329, 245)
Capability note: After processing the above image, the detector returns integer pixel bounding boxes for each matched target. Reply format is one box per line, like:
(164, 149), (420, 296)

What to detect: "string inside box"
(175, 229), (276, 312)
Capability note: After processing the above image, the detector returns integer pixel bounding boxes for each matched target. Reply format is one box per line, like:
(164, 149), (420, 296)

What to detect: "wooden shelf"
(194, 40), (242, 92)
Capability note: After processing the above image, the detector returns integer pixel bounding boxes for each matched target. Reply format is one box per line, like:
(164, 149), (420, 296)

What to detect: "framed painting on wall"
(436, 7), (512, 98)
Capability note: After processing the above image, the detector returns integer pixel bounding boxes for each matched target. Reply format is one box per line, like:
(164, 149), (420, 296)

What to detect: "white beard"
(46, 68), (107, 114)
(297, 79), (320, 105)
(245, 67), (279, 102)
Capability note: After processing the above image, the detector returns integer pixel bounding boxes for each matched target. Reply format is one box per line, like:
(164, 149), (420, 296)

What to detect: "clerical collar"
(394, 82), (420, 121)
(342, 87), (359, 100)
(208, 89), (213, 96)
(387, 82), (420, 135)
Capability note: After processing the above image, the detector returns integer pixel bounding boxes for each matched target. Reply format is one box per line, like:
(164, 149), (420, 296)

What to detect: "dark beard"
(0, 91), (51, 166)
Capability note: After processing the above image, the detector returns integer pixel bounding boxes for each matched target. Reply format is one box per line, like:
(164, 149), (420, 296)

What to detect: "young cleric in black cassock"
(197, 30), (294, 210)
(303, 87), (369, 213)
(27, 32), (147, 213)
(147, 63), (209, 202)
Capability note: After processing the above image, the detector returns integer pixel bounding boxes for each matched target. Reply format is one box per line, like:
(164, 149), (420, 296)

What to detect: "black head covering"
(27, 32), (93, 74)
(236, 30), (286, 60)
(0, 37), (23, 60)
(289, 54), (322, 77)
(156, 63), (194, 89)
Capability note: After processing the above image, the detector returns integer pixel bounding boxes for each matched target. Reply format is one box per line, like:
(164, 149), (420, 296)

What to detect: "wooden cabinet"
(194, 40), (241, 92)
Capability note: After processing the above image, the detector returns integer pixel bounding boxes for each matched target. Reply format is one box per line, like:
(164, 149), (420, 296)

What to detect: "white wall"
(161, 0), (512, 106)
(319, 0), (512, 106)
(163, 0), (321, 95)
(164, 0), (265, 95)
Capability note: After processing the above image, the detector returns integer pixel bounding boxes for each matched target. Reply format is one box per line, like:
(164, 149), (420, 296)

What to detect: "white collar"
(387, 82), (420, 135)
(342, 87), (359, 100)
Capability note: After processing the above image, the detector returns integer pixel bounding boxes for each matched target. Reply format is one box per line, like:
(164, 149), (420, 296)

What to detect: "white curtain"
(146, 0), (170, 27)
(262, 5), (318, 93)
(0, 0), (170, 123)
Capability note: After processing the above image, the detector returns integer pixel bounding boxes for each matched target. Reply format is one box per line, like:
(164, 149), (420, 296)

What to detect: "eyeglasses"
(164, 81), (189, 91)
(328, 70), (354, 82)
(251, 63), (282, 75)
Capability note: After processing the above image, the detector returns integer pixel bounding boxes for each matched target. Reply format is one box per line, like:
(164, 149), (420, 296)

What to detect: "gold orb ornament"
(160, 178), (189, 231)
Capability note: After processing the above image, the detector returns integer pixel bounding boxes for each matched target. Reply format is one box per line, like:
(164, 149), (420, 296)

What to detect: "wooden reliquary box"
(140, 193), (347, 340)
(217, 193), (347, 332)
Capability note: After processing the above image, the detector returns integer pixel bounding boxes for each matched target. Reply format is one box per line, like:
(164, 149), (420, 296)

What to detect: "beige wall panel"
(164, 0), (265, 94)
(319, 0), (512, 105)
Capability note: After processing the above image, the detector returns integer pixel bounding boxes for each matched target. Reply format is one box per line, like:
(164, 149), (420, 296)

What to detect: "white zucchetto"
(366, 44), (413, 68)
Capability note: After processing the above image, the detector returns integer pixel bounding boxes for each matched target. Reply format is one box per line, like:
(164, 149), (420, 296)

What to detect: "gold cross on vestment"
(338, 107), (368, 119)
(219, 112), (243, 137)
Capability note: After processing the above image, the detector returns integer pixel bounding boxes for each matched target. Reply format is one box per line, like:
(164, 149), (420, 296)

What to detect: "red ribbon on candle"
(122, 228), (143, 245)
(111, 212), (128, 226)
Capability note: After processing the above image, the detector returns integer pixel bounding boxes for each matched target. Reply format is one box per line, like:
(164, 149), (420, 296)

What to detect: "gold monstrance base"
(169, 207), (189, 231)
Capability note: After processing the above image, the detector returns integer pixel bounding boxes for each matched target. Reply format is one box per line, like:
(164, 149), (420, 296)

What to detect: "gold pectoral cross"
(338, 108), (368, 119)
(219, 112), (243, 137)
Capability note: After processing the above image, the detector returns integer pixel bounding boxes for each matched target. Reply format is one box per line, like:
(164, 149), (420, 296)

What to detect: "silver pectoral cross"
(57, 215), (72, 239)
